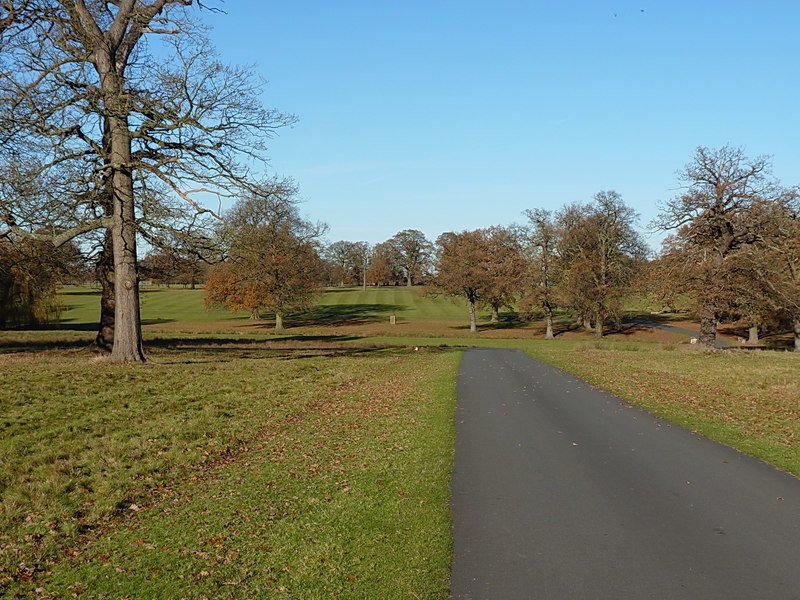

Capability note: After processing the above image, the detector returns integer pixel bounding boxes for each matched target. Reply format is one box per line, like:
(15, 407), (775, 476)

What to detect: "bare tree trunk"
(275, 311), (284, 331)
(583, 317), (592, 332)
(98, 47), (145, 362)
(92, 231), (115, 352)
(699, 310), (717, 349)
(406, 272), (412, 287)
(545, 306), (554, 340)
(109, 169), (145, 362)
(794, 318), (800, 352)
(250, 307), (260, 319)
(748, 325), (759, 345)
(362, 271), (367, 292)
(469, 300), (477, 333)
(490, 305), (499, 323)
(594, 311), (603, 338)
(107, 109), (145, 362)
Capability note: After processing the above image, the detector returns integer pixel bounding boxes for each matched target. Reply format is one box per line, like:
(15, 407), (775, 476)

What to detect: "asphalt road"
(629, 318), (733, 348)
(451, 348), (800, 599)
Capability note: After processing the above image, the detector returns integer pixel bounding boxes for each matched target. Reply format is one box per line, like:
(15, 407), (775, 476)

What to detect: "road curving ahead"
(451, 348), (800, 599)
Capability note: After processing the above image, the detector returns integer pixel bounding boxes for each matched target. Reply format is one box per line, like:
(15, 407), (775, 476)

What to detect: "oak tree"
(365, 241), (403, 286)
(205, 185), (326, 330)
(520, 209), (562, 339)
(388, 229), (432, 287)
(654, 146), (782, 348)
(434, 230), (490, 332)
(481, 226), (525, 323)
(0, 1), (294, 360)
(558, 192), (647, 337)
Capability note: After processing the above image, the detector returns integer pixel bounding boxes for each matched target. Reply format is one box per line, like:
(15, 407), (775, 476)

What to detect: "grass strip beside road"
(0, 341), (459, 599)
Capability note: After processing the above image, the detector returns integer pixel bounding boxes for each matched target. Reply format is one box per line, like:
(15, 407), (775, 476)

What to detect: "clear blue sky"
(204, 0), (800, 251)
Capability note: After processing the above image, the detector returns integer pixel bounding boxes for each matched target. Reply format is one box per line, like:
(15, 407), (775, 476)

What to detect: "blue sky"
(205, 1), (800, 250)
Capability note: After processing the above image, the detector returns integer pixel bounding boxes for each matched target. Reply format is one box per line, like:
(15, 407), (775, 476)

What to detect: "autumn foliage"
(205, 226), (324, 329)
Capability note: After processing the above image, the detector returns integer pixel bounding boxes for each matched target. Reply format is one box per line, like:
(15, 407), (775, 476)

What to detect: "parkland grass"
(0, 340), (459, 598)
(58, 285), (485, 329)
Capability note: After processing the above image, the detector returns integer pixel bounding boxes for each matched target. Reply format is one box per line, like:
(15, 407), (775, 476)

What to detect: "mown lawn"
(57, 285), (499, 330)
(0, 340), (459, 599)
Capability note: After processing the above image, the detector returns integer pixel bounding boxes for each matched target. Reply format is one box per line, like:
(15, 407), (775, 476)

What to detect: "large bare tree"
(0, 1), (294, 360)
(654, 146), (782, 348)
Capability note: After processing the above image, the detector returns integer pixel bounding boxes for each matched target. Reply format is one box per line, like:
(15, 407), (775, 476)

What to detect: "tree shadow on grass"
(0, 319), (176, 353)
(24, 318), (177, 333)
(146, 334), (363, 348)
(291, 303), (404, 326)
(60, 288), (168, 296)
(0, 332), (385, 358)
(449, 314), (530, 332)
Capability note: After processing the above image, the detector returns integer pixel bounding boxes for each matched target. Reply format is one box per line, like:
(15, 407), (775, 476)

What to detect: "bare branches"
(652, 146), (798, 348)
(655, 145), (778, 238)
(1, 217), (111, 246)
(1, 1), (294, 242)
(1, 1), (295, 358)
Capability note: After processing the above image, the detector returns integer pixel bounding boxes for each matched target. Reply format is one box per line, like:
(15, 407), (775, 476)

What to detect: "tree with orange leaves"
(205, 185), (326, 330)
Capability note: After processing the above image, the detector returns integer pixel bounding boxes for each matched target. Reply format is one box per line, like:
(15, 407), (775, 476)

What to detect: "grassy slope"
(59, 286), (236, 327)
(316, 286), (476, 319)
(58, 285), (490, 329)
(0, 343), (459, 599)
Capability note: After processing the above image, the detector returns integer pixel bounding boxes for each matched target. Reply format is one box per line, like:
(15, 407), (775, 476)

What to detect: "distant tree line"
(316, 146), (799, 351)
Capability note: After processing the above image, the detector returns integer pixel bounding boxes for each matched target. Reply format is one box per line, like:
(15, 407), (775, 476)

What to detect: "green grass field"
(57, 285), (494, 329)
(58, 285), (236, 327)
(313, 286), (479, 319)
(1, 285), (797, 597)
(0, 341), (459, 598)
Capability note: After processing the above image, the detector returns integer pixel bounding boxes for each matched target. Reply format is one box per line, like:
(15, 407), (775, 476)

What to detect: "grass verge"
(0, 340), (459, 599)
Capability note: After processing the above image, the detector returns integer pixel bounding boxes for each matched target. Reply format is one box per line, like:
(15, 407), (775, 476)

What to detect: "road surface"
(451, 348), (800, 599)
(629, 318), (733, 348)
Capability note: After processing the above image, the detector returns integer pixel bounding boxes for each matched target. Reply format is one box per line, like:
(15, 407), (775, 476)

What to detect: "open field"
(57, 284), (494, 330)
(54, 285), (726, 343)
(1, 286), (797, 596)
